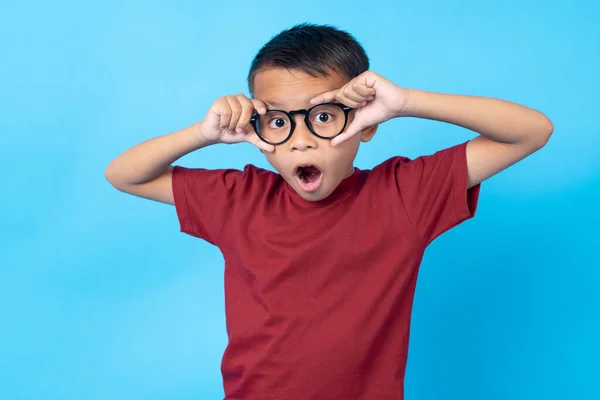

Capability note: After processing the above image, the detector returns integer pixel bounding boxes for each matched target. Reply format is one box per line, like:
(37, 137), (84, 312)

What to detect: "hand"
(309, 71), (411, 147)
(201, 94), (274, 152)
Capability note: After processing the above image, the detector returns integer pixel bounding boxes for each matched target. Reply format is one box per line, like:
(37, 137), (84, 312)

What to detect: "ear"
(360, 125), (378, 143)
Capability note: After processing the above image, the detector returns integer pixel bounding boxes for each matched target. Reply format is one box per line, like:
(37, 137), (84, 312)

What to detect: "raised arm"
(405, 90), (554, 188)
(104, 122), (209, 205)
(105, 94), (274, 205)
(309, 71), (553, 188)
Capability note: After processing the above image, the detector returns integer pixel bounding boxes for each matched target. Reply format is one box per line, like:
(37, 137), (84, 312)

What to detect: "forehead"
(253, 68), (349, 109)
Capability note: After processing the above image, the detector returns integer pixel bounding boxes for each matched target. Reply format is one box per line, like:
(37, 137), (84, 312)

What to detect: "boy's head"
(247, 23), (377, 202)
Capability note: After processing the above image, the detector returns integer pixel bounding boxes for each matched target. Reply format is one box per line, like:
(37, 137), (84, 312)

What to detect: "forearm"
(105, 121), (211, 186)
(403, 90), (553, 146)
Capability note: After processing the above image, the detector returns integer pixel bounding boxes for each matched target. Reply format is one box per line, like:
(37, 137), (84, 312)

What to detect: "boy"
(106, 23), (553, 399)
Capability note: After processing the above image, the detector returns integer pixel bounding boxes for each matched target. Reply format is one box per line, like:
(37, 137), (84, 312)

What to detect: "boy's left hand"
(309, 71), (410, 147)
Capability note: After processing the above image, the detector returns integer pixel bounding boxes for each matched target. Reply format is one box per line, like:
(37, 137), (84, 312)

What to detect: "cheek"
(323, 146), (358, 177)
(263, 151), (287, 173)
(334, 137), (360, 159)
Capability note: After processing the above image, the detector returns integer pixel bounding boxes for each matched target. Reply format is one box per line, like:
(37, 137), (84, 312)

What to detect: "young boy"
(106, 23), (553, 400)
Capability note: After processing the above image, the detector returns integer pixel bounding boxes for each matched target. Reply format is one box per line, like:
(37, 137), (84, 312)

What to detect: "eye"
(268, 117), (288, 129)
(313, 112), (335, 123)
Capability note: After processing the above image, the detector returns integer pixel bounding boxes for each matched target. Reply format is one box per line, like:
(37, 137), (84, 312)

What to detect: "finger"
(225, 95), (242, 132)
(353, 83), (376, 97)
(309, 89), (338, 104)
(331, 122), (364, 147)
(246, 132), (275, 152)
(342, 87), (367, 103)
(216, 98), (232, 130)
(236, 94), (254, 132)
(331, 130), (357, 147)
(336, 93), (367, 108)
(251, 98), (267, 115)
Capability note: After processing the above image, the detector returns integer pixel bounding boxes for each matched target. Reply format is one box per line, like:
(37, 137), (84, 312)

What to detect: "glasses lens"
(257, 111), (291, 144)
(308, 104), (347, 138)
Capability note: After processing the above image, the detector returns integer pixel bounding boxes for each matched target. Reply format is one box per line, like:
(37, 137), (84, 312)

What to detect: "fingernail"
(236, 128), (244, 133)
(228, 129), (234, 134)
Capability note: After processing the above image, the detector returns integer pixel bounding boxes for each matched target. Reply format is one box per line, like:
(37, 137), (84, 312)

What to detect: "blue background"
(1, 0), (599, 399)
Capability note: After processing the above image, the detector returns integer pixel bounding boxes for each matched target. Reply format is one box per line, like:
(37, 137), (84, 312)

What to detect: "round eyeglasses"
(249, 102), (354, 145)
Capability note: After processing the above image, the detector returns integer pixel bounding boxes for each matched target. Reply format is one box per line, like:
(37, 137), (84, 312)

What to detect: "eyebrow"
(263, 100), (284, 109)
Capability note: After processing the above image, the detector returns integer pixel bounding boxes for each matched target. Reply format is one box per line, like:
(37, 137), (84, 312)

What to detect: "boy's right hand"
(201, 94), (275, 152)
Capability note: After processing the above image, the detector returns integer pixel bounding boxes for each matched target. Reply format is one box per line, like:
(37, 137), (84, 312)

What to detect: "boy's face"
(252, 67), (375, 202)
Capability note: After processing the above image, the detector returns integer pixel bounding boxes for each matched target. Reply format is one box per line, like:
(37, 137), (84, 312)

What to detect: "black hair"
(247, 23), (369, 94)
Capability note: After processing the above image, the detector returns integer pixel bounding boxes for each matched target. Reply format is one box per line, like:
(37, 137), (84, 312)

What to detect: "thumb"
(309, 89), (338, 105)
(246, 131), (275, 152)
(331, 121), (364, 147)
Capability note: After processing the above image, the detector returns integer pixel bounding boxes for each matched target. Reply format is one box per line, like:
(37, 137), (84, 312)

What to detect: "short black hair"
(247, 23), (369, 94)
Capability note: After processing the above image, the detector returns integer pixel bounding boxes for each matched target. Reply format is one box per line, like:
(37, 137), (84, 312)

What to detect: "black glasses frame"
(249, 102), (354, 145)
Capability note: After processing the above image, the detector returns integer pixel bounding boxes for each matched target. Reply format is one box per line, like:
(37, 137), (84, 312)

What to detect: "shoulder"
(373, 142), (469, 183)
(173, 163), (278, 180)
(367, 155), (413, 187)
(240, 164), (283, 190)
(242, 163), (280, 181)
(172, 163), (282, 196)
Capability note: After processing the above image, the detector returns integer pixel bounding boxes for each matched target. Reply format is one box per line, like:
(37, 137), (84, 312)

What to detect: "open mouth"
(295, 164), (324, 193)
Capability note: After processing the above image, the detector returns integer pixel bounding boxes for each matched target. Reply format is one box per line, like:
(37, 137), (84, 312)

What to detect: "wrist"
(396, 87), (417, 117)
(180, 121), (216, 150)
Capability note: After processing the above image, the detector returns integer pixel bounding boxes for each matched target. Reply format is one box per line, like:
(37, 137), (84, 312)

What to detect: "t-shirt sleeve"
(171, 166), (244, 245)
(393, 140), (480, 246)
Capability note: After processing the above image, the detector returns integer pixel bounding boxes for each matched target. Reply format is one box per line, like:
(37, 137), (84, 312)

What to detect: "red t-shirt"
(172, 141), (480, 400)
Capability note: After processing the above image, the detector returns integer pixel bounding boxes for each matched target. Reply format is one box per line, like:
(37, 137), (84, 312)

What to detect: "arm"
(105, 94), (273, 205)
(402, 90), (554, 188)
(309, 71), (554, 189)
(104, 122), (210, 205)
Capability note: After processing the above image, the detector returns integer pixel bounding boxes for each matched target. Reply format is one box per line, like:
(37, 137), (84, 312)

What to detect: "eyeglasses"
(250, 102), (354, 145)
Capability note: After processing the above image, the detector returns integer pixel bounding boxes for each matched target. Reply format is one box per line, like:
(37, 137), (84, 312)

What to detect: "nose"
(288, 115), (318, 151)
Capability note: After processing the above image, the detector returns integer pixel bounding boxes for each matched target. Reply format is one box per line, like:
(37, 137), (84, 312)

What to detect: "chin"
(293, 182), (335, 202)
(297, 190), (325, 202)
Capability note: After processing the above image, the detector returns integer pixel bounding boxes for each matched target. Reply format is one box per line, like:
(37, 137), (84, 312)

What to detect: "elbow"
(531, 115), (554, 150)
(105, 162), (123, 189)
(542, 116), (554, 141)
(105, 163), (115, 185)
